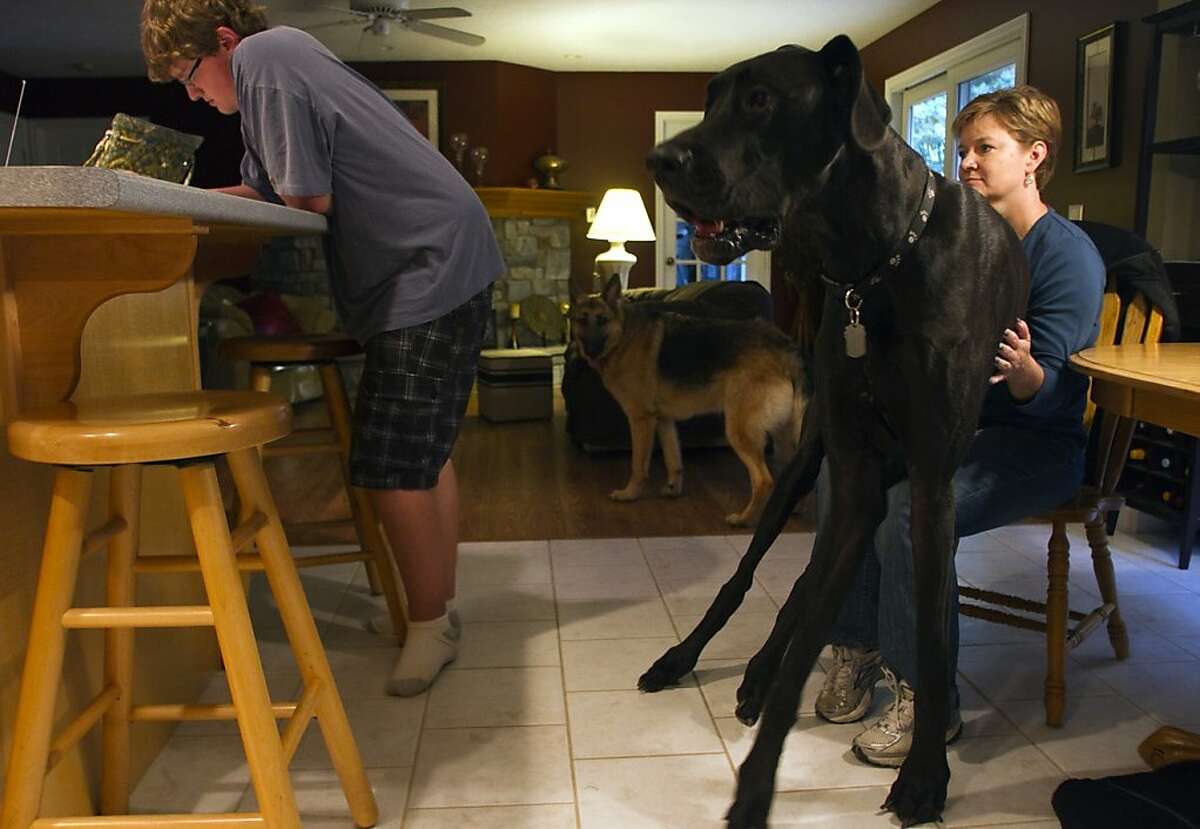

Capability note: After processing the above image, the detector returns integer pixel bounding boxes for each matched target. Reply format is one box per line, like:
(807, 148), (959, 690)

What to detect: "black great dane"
(639, 36), (1028, 828)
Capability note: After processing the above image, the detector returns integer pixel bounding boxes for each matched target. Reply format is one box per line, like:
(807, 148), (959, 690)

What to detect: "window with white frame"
(884, 14), (1029, 179)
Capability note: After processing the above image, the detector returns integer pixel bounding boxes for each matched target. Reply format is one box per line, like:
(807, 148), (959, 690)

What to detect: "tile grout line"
(547, 539), (585, 829)
(394, 595), (433, 826)
(212, 533), (1193, 824)
(953, 669), (1072, 781)
(639, 536), (745, 782)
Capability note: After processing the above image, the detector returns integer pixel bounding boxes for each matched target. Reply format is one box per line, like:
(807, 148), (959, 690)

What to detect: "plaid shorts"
(350, 286), (492, 489)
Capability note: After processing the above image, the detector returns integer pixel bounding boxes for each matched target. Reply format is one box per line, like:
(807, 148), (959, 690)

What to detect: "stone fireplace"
(475, 187), (592, 351)
(230, 187), (592, 359)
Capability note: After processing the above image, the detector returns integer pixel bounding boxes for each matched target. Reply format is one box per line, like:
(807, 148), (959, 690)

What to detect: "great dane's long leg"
(733, 551), (813, 725)
(727, 451), (887, 829)
(884, 468), (956, 826)
(638, 423), (823, 693)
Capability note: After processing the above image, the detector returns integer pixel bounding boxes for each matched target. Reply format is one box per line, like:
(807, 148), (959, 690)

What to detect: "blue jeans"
(819, 426), (1085, 701)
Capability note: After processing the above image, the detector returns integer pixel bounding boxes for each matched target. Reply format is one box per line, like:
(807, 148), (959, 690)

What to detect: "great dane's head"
(647, 35), (892, 265)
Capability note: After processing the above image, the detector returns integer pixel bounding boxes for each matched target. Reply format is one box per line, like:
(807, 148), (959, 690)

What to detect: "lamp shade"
(586, 188), (656, 242)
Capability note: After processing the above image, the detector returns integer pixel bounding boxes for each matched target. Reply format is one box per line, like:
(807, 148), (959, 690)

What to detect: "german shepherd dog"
(572, 274), (806, 527)
(638, 36), (1027, 828)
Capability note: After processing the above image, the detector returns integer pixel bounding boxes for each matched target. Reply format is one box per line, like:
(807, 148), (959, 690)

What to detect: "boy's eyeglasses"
(179, 56), (202, 87)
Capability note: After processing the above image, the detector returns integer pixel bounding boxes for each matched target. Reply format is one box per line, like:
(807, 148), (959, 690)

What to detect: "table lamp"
(587, 188), (656, 291)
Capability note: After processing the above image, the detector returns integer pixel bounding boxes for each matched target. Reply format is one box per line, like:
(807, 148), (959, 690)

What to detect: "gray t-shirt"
(233, 27), (502, 342)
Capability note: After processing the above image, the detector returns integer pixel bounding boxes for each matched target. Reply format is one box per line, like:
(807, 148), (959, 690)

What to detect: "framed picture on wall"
(1074, 22), (1120, 173)
(384, 87), (439, 150)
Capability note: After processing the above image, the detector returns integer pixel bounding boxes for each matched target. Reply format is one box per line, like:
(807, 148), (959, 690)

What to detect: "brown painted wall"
(350, 60), (557, 187)
(8, 61), (558, 191)
(556, 72), (712, 290)
(859, 0), (1159, 230)
(0, 69), (21, 111)
(495, 62), (559, 186)
(7, 2), (1161, 278)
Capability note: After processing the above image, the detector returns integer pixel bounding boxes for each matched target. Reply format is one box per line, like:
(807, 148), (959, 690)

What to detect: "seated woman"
(813, 84), (1106, 766)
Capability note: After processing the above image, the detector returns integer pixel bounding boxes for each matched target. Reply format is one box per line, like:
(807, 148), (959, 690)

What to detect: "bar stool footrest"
(263, 440), (340, 458)
(282, 518), (355, 533)
(281, 679), (322, 763)
(61, 606), (214, 628)
(131, 702), (298, 722)
(32, 814), (265, 827)
(47, 685), (121, 772)
(83, 517), (129, 558)
(133, 547), (370, 574)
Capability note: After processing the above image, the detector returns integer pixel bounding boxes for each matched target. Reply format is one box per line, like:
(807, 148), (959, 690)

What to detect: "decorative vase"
(449, 132), (469, 172)
(469, 146), (489, 185)
(533, 151), (568, 190)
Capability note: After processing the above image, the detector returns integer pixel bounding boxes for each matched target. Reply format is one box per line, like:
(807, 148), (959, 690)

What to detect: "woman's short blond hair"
(952, 84), (1062, 189)
(141, 0), (268, 82)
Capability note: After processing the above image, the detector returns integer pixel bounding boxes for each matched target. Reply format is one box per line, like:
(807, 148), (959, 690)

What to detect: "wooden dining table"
(1070, 343), (1200, 569)
(1071, 344), (1200, 437)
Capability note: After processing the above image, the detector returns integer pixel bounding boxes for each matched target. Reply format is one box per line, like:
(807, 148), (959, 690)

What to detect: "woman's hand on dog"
(990, 318), (1044, 402)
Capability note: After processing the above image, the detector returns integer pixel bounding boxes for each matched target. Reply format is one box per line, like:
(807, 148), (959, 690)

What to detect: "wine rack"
(1116, 422), (1199, 569)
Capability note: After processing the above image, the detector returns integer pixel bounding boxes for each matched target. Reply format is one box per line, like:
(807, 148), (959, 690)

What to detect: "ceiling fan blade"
(404, 19), (485, 46)
(403, 7), (471, 20)
(303, 18), (360, 31)
(319, 4), (371, 16)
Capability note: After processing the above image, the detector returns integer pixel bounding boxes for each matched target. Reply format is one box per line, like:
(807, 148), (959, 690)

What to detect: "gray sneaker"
(852, 668), (963, 768)
(815, 645), (883, 723)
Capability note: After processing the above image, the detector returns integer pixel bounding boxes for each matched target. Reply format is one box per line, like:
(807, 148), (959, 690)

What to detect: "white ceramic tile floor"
(130, 529), (1200, 827)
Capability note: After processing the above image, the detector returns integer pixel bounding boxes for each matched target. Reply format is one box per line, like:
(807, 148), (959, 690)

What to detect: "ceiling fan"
(305, 1), (485, 47)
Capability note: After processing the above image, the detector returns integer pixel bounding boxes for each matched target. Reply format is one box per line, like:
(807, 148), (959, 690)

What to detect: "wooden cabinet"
(1125, 1), (1200, 567)
(1135, 0), (1200, 257)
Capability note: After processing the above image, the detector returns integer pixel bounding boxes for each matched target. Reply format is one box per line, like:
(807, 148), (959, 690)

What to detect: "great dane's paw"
(610, 486), (642, 502)
(883, 755), (950, 827)
(638, 646), (695, 692)
(734, 673), (768, 726)
(725, 778), (772, 829)
(660, 480), (683, 497)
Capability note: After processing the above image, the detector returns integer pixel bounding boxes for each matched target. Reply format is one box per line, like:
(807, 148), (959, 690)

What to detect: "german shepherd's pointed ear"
(819, 34), (891, 153)
(601, 273), (623, 310)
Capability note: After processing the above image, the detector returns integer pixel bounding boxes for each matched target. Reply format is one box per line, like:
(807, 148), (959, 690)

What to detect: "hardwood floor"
(262, 405), (815, 543)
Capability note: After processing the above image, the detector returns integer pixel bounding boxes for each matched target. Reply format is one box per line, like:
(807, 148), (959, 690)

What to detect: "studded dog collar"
(819, 167), (936, 358)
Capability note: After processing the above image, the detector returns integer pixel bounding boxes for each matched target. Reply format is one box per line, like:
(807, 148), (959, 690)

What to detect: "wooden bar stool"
(219, 334), (406, 642)
(1, 391), (378, 829)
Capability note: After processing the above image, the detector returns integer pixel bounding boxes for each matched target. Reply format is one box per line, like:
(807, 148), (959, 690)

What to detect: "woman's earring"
(1024, 173), (1034, 188)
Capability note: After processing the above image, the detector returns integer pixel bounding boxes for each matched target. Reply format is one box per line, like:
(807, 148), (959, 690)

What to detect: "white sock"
(385, 613), (458, 697)
(367, 599), (461, 639)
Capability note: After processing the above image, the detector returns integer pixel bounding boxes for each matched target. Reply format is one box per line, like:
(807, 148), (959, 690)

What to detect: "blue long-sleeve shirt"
(979, 209), (1106, 442)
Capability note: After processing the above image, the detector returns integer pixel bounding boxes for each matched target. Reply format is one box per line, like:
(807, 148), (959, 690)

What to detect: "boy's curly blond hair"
(140, 0), (268, 82)
(952, 85), (1062, 190)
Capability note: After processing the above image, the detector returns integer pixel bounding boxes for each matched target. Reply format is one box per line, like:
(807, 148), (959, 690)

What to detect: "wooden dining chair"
(959, 290), (1164, 727)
